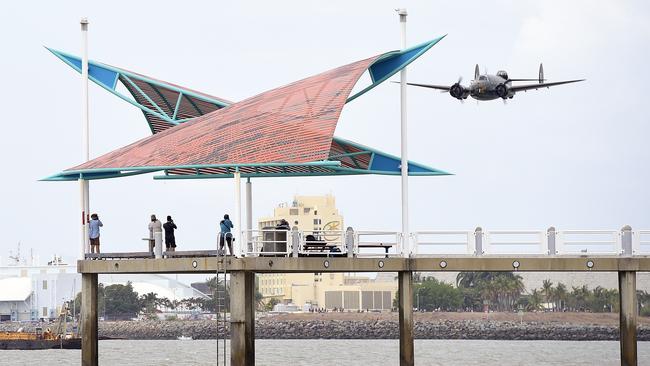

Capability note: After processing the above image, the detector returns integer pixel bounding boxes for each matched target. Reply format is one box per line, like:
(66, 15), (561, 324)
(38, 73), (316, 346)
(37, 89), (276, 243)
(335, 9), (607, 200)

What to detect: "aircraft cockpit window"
(497, 71), (508, 80)
(479, 75), (487, 81)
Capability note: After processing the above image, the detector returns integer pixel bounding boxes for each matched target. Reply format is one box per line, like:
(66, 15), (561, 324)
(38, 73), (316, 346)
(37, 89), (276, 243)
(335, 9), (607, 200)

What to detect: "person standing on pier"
(148, 215), (162, 253)
(219, 214), (234, 255)
(163, 215), (178, 252)
(89, 213), (103, 254)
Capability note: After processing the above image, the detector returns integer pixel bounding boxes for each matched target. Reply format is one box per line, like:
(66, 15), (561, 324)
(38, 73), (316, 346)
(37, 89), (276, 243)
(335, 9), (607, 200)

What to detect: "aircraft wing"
(405, 82), (451, 91)
(510, 79), (585, 93)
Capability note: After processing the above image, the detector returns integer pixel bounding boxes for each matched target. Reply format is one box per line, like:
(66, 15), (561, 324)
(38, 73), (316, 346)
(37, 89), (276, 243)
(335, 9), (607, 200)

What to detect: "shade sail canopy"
(44, 37), (449, 181)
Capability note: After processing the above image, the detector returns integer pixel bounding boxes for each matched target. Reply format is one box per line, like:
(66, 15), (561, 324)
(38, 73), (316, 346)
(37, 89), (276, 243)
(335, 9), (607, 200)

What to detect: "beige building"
(258, 194), (343, 233)
(257, 195), (396, 310)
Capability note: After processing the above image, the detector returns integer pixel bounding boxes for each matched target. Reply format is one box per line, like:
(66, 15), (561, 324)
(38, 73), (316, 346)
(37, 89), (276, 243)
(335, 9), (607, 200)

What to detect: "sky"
(1, 1), (649, 264)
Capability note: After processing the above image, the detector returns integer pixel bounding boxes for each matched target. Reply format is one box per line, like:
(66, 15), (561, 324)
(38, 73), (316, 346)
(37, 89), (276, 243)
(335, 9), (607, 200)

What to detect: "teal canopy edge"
(46, 47), (229, 129)
(346, 35), (446, 103)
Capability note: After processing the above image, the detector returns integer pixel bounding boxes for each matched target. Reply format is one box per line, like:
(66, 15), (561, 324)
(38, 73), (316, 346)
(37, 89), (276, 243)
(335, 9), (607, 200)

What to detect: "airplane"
(405, 64), (584, 103)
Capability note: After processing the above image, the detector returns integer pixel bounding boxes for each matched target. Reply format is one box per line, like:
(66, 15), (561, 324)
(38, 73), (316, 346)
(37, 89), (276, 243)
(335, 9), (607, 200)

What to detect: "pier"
(77, 248), (649, 366)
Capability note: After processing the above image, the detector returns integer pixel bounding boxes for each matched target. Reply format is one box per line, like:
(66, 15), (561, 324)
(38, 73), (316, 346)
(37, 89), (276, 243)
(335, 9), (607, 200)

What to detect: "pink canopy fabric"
(69, 56), (379, 171)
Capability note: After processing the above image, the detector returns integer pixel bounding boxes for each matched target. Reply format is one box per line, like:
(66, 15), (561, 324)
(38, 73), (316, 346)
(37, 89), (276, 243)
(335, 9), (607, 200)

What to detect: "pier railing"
(85, 226), (649, 260)
(233, 226), (648, 258)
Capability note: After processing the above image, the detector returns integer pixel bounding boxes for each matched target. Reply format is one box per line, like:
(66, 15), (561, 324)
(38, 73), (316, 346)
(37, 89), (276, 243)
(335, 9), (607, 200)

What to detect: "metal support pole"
(246, 178), (253, 253)
(396, 8), (410, 257)
(291, 228), (300, 257)
(618, 271), (637, 366)
(345, 227), (355, 258)
(79, 179), (86, 259)
(474, 227), (484, 255)
(81, 273), (98, 366)
(234, 170), (242, 257)
(398, 271), (414, 366)
(79, 18), (90, 260)
(547, 226), (556, 255)
(84, 180), (90, 253)
(621, 225), (633, 256)
(230, 271), (255, 366)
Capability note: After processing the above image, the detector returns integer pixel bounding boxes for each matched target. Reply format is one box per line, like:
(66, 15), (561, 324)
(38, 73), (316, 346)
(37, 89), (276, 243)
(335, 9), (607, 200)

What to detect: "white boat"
(177, 336), (193, 341)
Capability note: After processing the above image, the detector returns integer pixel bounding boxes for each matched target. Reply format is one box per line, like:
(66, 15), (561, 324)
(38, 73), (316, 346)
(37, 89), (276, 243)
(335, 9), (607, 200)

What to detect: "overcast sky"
(1, 1), (649, 264)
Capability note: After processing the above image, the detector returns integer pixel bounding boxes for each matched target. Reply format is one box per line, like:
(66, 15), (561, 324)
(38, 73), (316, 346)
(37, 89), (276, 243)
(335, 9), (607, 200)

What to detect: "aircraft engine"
(449, 83), (466, 99)
(495, 83), (508, 98)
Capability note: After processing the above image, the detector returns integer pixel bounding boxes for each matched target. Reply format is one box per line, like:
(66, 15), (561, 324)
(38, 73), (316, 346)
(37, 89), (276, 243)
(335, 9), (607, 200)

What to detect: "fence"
(233, 226), (649, 258)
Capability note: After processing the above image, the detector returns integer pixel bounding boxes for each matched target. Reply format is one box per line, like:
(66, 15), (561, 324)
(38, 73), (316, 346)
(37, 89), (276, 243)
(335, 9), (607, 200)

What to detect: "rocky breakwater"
(4, 315), (648, 340)
(91, 318), (649, 341)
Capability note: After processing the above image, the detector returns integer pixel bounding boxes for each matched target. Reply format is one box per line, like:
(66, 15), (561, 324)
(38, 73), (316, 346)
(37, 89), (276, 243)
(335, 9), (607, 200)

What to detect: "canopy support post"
(397, 9), (410, 257)
(80, 18), (90, 260)
(246, 178), (252, 254)
(234, 169), (242, 257)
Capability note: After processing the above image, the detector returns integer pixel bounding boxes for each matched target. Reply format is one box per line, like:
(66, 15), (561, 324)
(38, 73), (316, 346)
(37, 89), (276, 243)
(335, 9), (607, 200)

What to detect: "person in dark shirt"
(163, 216), (178, 252)
(219, 214), (234, 255)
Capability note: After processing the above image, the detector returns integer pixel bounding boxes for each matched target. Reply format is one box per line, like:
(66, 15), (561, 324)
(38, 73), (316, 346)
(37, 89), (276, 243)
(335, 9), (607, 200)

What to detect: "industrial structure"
(0, 254), (207, 322)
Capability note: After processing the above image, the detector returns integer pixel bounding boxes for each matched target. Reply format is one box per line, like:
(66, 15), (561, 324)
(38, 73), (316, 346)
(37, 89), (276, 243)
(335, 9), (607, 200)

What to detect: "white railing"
(556, 230), (621, 255)
(242, 229), (292, 257)
(235, 227), (647, 258)
(484, 230), (547, 255)
(634, 230), (650, 255)
(355, 231), (401, 257)
(412, 231), (473, 256)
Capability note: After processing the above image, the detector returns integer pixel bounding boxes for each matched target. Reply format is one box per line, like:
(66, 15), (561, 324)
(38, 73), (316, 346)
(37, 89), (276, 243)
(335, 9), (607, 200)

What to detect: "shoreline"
(2, 313), (647, 341)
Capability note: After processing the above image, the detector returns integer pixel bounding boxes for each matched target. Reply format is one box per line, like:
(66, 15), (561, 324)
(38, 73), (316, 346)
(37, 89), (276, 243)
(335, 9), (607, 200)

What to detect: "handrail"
(182, 227), (650, 258)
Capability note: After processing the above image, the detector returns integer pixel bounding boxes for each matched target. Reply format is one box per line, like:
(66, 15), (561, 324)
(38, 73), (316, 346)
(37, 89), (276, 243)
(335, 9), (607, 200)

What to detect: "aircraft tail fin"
(474, 64), (479, 80)
(539, 63), (545, 83)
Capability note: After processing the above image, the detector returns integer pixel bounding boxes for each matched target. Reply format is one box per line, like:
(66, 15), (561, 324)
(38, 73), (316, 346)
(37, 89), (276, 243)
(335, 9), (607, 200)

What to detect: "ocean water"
(1, 339), (649, 365)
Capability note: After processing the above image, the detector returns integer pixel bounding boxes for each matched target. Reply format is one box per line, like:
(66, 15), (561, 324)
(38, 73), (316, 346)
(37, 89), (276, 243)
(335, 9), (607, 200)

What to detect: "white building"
(0, 255), (207, 322)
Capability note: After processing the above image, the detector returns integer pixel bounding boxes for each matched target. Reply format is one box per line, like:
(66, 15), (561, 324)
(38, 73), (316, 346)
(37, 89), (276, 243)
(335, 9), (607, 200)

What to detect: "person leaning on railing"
(219, 214), (234, 255)
(89, 213), (103, 254)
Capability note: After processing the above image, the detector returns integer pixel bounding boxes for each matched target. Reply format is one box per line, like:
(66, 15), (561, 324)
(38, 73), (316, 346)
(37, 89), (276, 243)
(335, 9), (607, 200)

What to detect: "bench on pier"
(85, 252), (153, 260)
(300, 235), (344, 256)
(357, 243), (395, 258)
(164, 250), (220, 258)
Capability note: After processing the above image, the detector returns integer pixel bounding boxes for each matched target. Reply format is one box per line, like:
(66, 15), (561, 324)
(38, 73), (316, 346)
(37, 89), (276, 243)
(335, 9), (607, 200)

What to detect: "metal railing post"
(474, 227), (483, 255)
(547, 226), (556, 255)
(621, 225), (633, 256)
(346, 227), (354, 258)
(291, 228), (300, 257)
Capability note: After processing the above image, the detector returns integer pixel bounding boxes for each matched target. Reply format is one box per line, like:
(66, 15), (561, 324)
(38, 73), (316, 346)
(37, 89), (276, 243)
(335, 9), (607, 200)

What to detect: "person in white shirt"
(148, 214), (162, 253)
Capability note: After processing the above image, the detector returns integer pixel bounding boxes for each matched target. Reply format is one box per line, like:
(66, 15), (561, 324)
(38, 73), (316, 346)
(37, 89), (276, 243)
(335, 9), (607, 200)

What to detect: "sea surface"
(1, 339), (649, 365)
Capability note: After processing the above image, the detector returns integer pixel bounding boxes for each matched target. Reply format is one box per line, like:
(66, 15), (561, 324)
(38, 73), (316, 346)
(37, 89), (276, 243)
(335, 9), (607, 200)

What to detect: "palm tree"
(140, 292), (159, 314)
(555, 283), (567, 311)
(527, 289), (543, 311)
(542, 279), (553, 310)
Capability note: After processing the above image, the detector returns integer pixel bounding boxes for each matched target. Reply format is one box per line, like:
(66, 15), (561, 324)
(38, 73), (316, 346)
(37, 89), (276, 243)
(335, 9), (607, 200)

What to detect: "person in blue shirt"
(88, 213), (103, 254)
(219, 214), (234, 255)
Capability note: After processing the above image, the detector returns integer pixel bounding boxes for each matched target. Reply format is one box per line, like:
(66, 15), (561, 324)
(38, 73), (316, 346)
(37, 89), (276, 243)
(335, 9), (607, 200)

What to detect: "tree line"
(72, 277), (264, 320)
(410, 272), (650, 315)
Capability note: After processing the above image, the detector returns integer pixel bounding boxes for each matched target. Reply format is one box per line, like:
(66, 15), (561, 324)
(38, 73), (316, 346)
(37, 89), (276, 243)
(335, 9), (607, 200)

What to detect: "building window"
(289, 208), (299, 215)
(314, 210), (318, 215)
(42, 280), (47, 290)
(313, 219), (321, 225)
(304, 208), (311, 214)
(42, 307), (48, 317)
